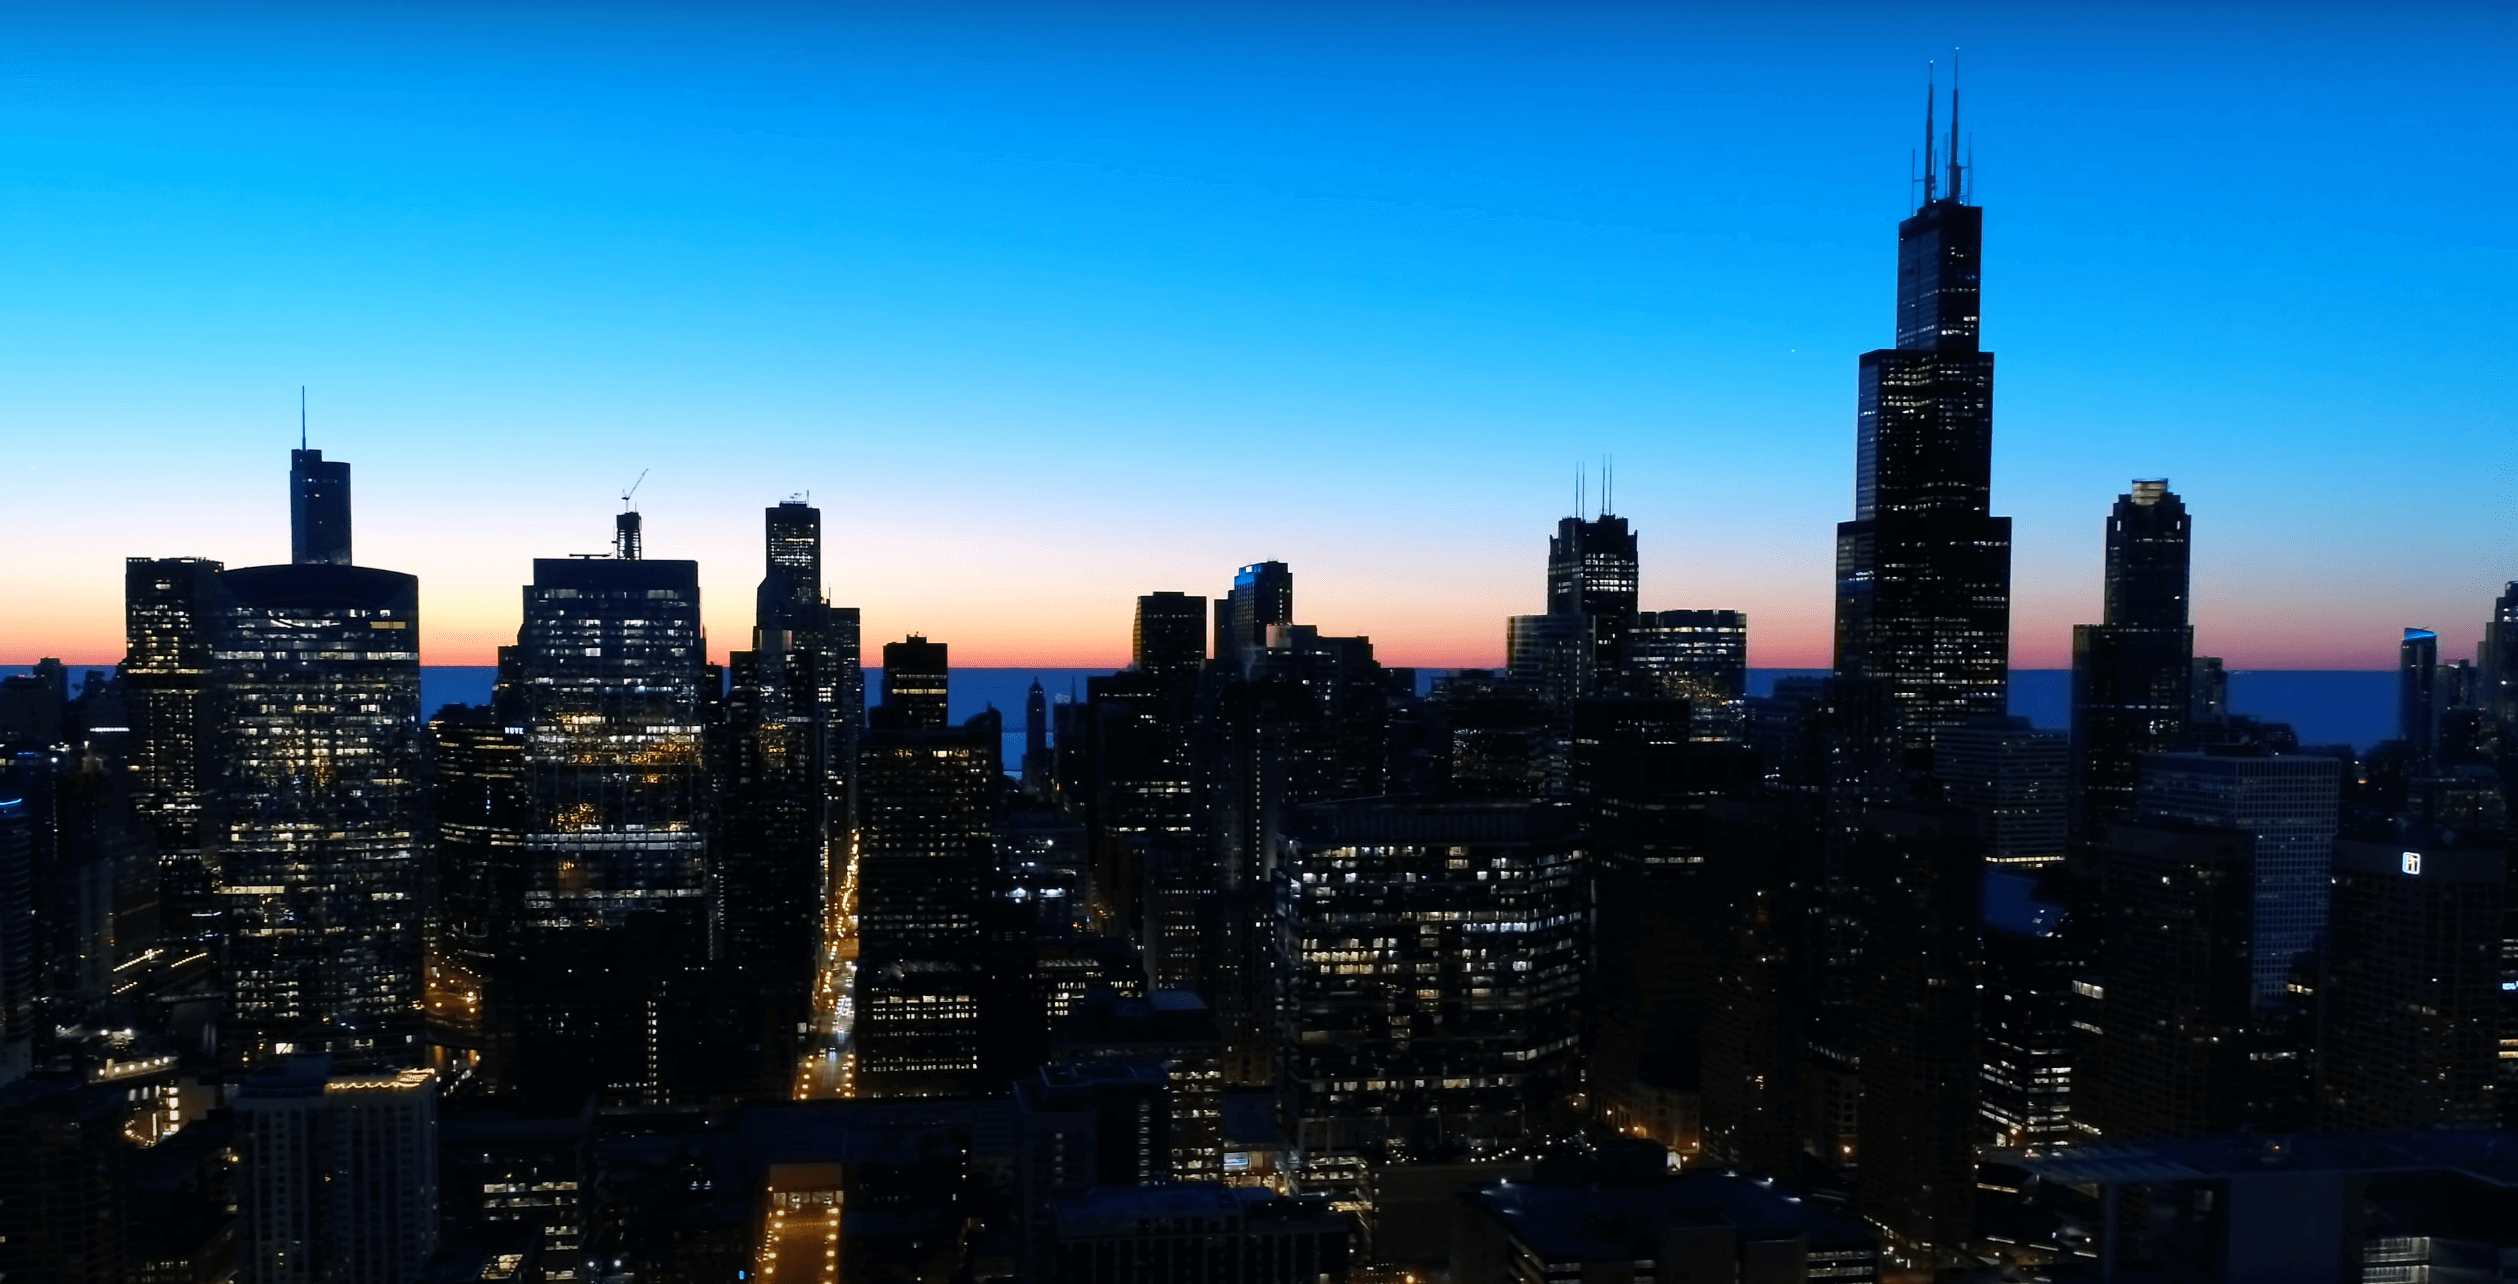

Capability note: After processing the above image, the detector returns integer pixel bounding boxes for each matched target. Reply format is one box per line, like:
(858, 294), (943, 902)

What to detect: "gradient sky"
(3, 3), (2511, 669)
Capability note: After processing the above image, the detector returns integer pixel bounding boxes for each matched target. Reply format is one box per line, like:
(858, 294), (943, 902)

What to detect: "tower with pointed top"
(1833, 74), (2011, 753)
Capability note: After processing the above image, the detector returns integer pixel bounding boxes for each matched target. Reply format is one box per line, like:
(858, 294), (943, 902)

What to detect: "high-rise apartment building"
(236, 1057), (438, 1284)
(208, 450), (423, 1067)
(1833, 95), (2011, 747)
(2069, 481), (2194, 839)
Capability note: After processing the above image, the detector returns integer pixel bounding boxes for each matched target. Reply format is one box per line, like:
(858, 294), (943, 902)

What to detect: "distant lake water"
(0, 663), (2406, 756)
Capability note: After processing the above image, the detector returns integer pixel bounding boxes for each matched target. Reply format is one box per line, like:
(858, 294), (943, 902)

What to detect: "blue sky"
(2, 2), (2510, 666)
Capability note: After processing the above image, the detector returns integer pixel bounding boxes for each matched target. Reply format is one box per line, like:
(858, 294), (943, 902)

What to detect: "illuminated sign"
(2402, 852), (2423, 875)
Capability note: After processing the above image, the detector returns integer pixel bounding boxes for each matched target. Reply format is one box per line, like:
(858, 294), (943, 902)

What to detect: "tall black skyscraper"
(124, 556), (224, 931)
(2479, 582), (2518, 723)
(1548, 512), (1640, 680)
(1131, 592), (1207, 675)
(1833, 88), (2011, 749)
(878, 636), (950, 730)
(288, 448), (352, 567)
(2069, 480), (2194, 839)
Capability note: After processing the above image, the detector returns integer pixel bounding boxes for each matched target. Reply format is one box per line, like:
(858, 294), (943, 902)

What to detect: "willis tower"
(1834, 80), (2011, 752)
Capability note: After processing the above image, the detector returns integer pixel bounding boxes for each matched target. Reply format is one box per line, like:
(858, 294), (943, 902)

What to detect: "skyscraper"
(854, 640), (1001, 1096)
(235, 1057), (439, 1284)
(1217, 561), (1292, 674)
(2068, 480), (2194, 840)
(2317, 838), (2505, 1131)
(1832, 87), (2011, 749)
(123, 556), (224, 932)
(1547, 512), (1640, 682)
(287, 449), (352, 568)
(208, 449), (424, 1067)
(2400, 626), (2441, 763)
(1131, 592), (1207, 676)
(2478, 583), (2518, 723)
(2137, 751), (2341, 1008)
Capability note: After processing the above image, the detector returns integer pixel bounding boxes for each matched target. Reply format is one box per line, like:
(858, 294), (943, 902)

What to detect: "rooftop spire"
(1947, 50), (1963, 202)
(1921, 61), (1936, 210)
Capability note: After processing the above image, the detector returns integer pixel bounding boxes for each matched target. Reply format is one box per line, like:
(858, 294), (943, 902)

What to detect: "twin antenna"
(1571, 456), (1616, 520)
(1912, 52), (1972, 209)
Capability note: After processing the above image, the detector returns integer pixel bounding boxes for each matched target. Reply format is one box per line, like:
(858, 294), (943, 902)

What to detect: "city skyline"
(4, 5), (2513, 670)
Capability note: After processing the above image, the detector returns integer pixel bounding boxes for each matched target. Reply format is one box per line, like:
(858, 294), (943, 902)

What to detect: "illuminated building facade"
(1279, 799), (1583, 1205)
(505, 552), (711, 941)
(206, 451), (424, 1067)
(123, 556), (225, 932)
(1832, 106), (2012, 748)
(1216, 561), (1292, 675)
(2069, 480), (2194, 840)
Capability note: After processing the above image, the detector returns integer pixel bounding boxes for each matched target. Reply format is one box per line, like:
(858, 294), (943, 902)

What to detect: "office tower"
(1504, 611), (1590, 708)
(1279, 799), (1583, 1205)
(1624, 609), (1747, 705)
(287, 449), (351, 567)
(1132, 592), (1207, 675)
(854, 644), (1001, 1097)
(2480, 582), (2518, 722)
(2068, 480), (2194, 839)
(722, 501), (854, 1074)
(123, 557), (224, 931)
(1850, 807), (1983, 1252)
(0, 661), (66, 746)
(2080, 823), (2261, 1140)
(878, 635), (950, 730)
(2401, 627), (2441, 763)
(1217, 561), (1292, 674)
(235, 1057), (438, 1284)
(1014, 1059), (1172, 1275)
(1548, 512), (1641, 680)
(2137, 751), (2341, 1006)
(2317, 838), (2505, 1130)
(493, 524), (716, 1105)
(1832, 89), (2012, 748)
(1978, 868), (2076, 1148)
(1934, 717), (2068, 866)
(1574, 698), (1760, 1157)
(208, 449), (423, 1067)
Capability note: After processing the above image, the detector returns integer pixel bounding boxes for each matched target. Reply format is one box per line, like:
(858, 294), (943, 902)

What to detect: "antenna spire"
(299, 386), (307, 450)
(1921, 61), (1936, 210)
(1947, 49), (1962, 202)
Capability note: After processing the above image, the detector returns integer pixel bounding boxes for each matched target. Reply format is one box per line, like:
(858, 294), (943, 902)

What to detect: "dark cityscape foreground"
(7, 98), (2518, 1284)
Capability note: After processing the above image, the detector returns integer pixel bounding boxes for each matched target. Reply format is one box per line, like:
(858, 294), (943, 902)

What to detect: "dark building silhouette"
(1131, 592), (1207, 676)
(878, 635), (950, 731)
(721, 500), (859, 1084)
(854, 643), (1001, 1097)
(287, 448), (351, 568)
(1832, 95), (2011, 750)
(2480, 582), (2518, 723)
(1215, 562), (1292, 675)
(2081, 822), (2260, 1141)
(2069, 480), (2194, 840)
(2401, 626), (2441, 766)
(1548, 512), (1640, 683)
(2317, 838), (2505, 1130)
(207, 450), (423, 1068)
